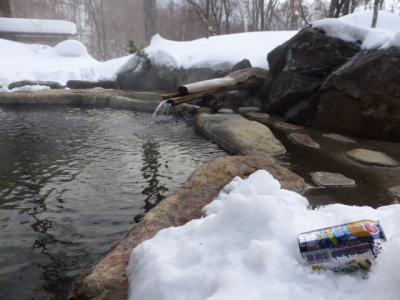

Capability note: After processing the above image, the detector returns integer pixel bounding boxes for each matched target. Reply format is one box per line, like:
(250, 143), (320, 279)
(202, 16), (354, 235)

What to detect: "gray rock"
(274, 121), (303, 131)
(323, 133), (356, 144)
(347, 149), (398, 167)
(242, 112), (270, 124)
(265, 28), (360, 115)
(238, 106), (260, 113)
(311, 172), (356, 187)
(231, 59), (252, 72)
(313, 48), (400, 142)
(195, 113), (286, 156)
(218, 108), (235, 114)
(389, 186), (400, 198)
(288, 133), (320, 149)
(8, 80), (63, 90)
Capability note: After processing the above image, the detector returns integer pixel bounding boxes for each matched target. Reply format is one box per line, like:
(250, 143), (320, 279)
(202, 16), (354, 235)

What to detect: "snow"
(0, 17), (76, 35)
(127, 170), (400, 300)
(313, 10), (400, 50)
(9, 85), (50, 93)
(145, 31), (297, 70)
(54, 40), (87, 57)
(0, 38), (133, 90)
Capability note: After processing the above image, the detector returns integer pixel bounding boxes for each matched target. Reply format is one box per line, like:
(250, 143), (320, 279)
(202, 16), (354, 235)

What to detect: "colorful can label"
(298, 220), (386, 272)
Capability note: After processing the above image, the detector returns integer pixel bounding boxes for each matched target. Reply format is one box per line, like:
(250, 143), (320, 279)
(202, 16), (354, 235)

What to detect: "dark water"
(271, 127), (399, 208)
(0, 106), (224, 300)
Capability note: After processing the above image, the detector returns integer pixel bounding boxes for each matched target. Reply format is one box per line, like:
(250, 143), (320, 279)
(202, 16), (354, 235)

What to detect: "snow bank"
(313, 10), (400, 50)
(127, 170), (400, 300)
(0, 17), (76, 35)
(145, 31), (297, 70)
(0, 38), (133, 89)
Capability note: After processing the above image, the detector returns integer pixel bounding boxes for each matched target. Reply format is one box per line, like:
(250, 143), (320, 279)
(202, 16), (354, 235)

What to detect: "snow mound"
(54, 40), (88, 57)
(0, 17), (76, 35)
(144, 31), (297, 70)
(313, 10), (400, 50)
(127, 170), (400, 300)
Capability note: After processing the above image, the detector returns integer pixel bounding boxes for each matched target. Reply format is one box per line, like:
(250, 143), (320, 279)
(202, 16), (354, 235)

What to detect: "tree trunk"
(259, 0), (265, 30)
(0, 0), (12, 17)
(371, 0), (380, 28)
(143, 0), (157, 44)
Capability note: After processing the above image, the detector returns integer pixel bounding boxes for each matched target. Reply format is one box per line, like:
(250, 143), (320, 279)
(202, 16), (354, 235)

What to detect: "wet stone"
(218, 108), (235, 114)
(242, 112), (270, 123)
(274, 121), (303, 131)
(288, 133), (320, 149)
(323, 133), (356, 144)
(347, 148), (398, 167)
(389, 186), (400, 198)
(311, 172), (356, 187)
(238, 106), (260, 113)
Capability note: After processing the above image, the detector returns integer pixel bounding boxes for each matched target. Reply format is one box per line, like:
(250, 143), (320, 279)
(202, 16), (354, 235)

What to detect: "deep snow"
(314, 10), (400, 49)
(127, 170), (400, 300)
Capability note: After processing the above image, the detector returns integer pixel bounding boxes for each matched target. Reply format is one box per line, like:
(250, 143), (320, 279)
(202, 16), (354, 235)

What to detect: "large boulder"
(72, 154), (305, 300)
(312, 48), (400, 141)
(66, 80), (118, 89)
(265, 28), (360, 115)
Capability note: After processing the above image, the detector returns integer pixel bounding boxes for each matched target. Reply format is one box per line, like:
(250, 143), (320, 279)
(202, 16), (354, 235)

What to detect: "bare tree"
(143, 0), (157, 44)
(0, 0), (12, 17)
(371, 0), (383, 27)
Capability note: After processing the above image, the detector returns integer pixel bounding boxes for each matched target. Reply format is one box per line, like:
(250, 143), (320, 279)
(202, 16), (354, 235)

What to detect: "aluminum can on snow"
(298, 220), (386, 272)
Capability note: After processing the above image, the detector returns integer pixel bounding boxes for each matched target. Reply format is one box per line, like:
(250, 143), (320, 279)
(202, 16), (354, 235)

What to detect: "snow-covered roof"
(0, 17), (76, 35)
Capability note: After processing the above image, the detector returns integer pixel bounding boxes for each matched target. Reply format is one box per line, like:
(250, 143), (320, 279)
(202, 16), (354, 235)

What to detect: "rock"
(66, 80), (118, 89)
(238, 106), (260, 113)
(264, 28), (360, 118)
(313, 48), (400, 142)
(72, 154), (306, 300)
(347, 148), (398, 167)
(274, 121), (303, 131)
(323, 133), (356, 144)
(231, 59), (252, 72)
(311, 171), (356, 187)
(195, 113), (286, 156)
(180, 68), (227, 85)
(8, 80), (63, 90)
(389, 186), (400, 198)
(288, 132), (320, 148)
(218, 108), (235, 114)
(242, 112), (270, 124)
(265, 28), (360, 115)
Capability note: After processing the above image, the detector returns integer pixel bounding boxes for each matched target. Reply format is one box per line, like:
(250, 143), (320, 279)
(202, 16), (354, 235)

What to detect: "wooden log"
(177, 68), (267, 96)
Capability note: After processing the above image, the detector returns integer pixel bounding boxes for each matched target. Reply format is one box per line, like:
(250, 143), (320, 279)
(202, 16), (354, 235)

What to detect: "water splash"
(152, 100), (172, 118)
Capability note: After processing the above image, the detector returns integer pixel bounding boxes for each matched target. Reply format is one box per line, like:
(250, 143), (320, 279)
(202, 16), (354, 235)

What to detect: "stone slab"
(288, 133), (320, 149)
(195, 113), (286, 156)
(242, 112), (270, 124)
(389, 186), (400, 198)
(311, 171), (356, 187)
(347, 148), (398, 167)
(323, 133), (356, 144)
(238, 106), (260, 113)
(274, 121), (304, 131)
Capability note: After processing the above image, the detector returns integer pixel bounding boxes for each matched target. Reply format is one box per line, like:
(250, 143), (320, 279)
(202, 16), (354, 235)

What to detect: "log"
(177, 68), (267, 96)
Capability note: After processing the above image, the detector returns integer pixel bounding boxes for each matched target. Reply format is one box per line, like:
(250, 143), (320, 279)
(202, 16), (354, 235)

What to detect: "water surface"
(0, 106), (224, 300)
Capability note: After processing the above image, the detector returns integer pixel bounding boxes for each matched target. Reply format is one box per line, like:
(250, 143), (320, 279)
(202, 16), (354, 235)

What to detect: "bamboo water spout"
(163, 68), (268, 106)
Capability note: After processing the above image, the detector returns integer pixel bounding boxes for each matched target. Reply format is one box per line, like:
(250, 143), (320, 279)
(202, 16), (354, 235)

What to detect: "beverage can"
(298, 220), (386, 272)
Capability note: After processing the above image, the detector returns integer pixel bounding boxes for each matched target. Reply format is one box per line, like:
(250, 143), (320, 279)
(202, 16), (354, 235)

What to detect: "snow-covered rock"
(127, 170), (400, 300)
(54, 40), (88, 57)
(0, 17), (77, 35)
(313, 10), (400, 50)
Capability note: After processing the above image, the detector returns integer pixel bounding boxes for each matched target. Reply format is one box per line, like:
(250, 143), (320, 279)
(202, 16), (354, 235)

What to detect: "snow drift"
(313, 10), (400, 49)
(127, 170), (400, 300)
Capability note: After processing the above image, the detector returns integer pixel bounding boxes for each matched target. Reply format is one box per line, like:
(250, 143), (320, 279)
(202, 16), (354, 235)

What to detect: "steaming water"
(0, 106), (224, 300)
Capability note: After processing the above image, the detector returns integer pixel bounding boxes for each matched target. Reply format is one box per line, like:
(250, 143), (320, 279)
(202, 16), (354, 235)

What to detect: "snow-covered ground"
(127, 170), (400, 300)
(1, 10), (399, 91)
(145, 31), (297, 70)
(314, 10), (400, 49)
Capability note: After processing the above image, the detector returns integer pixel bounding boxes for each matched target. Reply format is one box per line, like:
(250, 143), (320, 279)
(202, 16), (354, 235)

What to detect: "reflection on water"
(0, 106), (224, 300)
